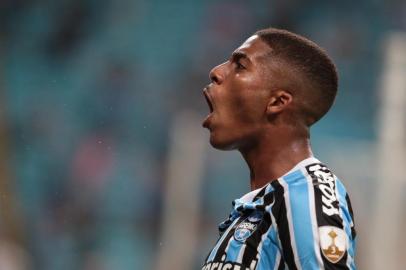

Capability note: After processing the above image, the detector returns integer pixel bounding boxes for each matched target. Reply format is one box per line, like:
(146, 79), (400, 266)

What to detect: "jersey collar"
(233, 156), (320, 211)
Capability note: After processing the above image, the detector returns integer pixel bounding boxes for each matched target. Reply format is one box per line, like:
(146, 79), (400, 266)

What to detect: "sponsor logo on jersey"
(307, 164), (340, 216)
(202, 261), (254, 270)
(319, 226), (346, 263)
(233, 211), (262, 243)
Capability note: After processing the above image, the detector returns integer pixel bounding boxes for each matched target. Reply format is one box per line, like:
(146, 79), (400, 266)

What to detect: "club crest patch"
(319, 226), (346, 263)
(234, 211), (263, 243)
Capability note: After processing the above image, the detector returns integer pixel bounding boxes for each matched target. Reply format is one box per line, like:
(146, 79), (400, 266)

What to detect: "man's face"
(203, 35), (274, 150)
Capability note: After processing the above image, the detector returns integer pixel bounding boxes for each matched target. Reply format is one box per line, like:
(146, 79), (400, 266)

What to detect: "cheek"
(218, 94), (247, 122)
(227, 90), (268, 123)
(215, 73), (270, 122)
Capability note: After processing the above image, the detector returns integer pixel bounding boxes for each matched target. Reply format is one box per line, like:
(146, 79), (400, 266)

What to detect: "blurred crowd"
(0, 0), (405, 269)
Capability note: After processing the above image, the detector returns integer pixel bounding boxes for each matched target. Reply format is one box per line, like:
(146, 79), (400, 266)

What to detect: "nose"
(209, 63), (225, 85)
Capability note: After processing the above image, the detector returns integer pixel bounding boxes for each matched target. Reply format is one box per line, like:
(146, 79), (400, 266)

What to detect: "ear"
(266, 90), (293, 116)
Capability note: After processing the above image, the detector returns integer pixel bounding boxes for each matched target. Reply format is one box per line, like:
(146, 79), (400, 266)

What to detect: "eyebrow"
(231, 51), (251, 63)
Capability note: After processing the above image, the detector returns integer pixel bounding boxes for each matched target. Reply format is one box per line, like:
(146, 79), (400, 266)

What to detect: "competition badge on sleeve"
(319, 226), (346, 263)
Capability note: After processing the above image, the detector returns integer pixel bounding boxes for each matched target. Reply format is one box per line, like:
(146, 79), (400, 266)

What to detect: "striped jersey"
(202, 157), (356, 270)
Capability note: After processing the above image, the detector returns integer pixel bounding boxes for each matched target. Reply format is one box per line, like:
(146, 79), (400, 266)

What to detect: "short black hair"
(255, 28), (338, 126)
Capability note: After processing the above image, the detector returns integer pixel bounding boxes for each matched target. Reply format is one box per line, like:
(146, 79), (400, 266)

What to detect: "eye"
(235, 60), (246, 70)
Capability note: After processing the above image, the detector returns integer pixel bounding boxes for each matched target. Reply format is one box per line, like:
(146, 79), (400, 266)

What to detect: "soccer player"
(201, 28), (356, 270)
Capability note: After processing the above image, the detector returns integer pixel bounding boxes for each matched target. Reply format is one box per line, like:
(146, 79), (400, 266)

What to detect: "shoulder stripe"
(283, 168), (325, 269)
(270, 180), (299, 270)
(336, 179), (356, 269)
(279, 176), (303, 270)
(302, 167), (325, 269)
(345, 193), (356, 240)
(335, 179), (350, 269)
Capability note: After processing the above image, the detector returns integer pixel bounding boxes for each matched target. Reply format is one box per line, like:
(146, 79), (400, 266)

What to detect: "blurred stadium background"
(1, 0), (405, 269)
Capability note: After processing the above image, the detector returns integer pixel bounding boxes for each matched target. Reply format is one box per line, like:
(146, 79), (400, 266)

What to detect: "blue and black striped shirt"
(202, 157), (356, 270)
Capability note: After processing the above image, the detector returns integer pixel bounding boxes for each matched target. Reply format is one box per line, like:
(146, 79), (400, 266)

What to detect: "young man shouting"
(201, 28), (356, 270)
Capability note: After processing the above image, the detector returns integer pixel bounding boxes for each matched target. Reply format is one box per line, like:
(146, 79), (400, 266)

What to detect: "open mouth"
(202, 89), (214, 129)
(204, 90), (214, 113)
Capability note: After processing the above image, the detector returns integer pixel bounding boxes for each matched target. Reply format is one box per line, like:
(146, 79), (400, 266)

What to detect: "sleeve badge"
(319, 226), (347, 263)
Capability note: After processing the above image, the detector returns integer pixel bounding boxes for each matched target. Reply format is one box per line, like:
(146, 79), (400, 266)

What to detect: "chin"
(209, 133), (238, 151)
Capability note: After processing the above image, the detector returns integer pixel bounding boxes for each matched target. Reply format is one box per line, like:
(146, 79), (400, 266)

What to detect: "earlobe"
(266, 90), (293, 116)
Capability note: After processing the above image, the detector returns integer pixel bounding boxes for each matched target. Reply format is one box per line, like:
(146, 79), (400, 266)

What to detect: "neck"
(239, 126), (313, 190)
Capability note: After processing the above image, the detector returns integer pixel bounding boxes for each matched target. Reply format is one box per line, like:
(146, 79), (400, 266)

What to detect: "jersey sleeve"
(270, 164), (356, 270)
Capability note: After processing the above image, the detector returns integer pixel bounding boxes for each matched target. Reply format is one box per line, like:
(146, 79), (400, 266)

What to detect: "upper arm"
(270, 166), (356, 270)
